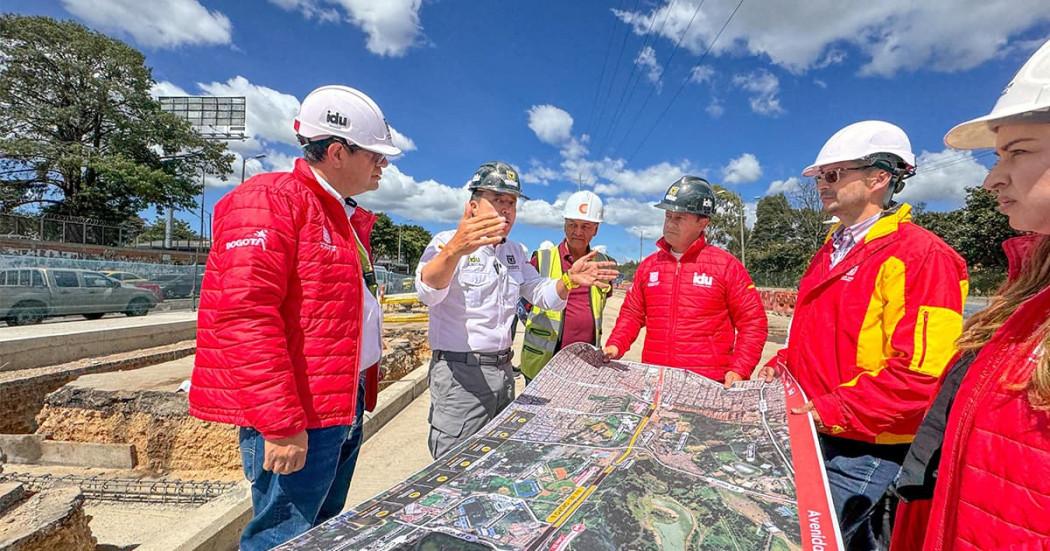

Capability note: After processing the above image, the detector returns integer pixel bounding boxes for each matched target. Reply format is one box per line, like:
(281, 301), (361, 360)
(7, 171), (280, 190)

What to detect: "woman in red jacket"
(903, 39), (1050, 550)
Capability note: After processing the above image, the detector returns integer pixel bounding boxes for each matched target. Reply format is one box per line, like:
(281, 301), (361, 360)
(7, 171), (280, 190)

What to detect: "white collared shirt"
(830, 211), (882, 269)
(311, 168), (383, 370)
(415, 231), (566, 353)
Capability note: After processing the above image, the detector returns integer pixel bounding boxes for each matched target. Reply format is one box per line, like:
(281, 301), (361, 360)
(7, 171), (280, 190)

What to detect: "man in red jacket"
(188, 85), (400, 551)
(603, 176), (768, 386)
(755, 121), (968, 550)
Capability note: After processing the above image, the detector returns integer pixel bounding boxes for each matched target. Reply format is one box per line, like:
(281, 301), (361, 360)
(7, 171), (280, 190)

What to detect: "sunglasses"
(335, 138), (386, 166)
(816, 165), (873, 185)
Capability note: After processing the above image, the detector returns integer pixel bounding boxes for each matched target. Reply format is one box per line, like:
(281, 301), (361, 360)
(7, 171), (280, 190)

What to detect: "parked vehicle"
(149, 273), (203, 299)
(0, 268), (158, 326)
(102, 270), (164, 301)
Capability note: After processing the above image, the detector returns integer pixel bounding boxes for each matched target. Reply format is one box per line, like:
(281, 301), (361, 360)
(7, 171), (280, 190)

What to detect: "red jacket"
(922, 235), (1050, 551)
(769, 205), (969, 443)
(606, 234), (767, 380)
(189, 159), (379, 440)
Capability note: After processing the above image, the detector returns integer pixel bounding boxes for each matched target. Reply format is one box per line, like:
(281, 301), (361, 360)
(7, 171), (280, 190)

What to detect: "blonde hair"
(957, 235), (1050, 407)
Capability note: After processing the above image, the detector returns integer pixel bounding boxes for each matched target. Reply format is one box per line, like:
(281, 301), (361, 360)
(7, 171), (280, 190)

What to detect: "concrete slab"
(0, 311), (197, 372)
(0, 482), (24, 515)
(0, 434), (44, 464)
(70, 355), (193, 392)
(39, 441), (136, 469)
(0, 435), (135, 469)
(111, 485), (249, 551)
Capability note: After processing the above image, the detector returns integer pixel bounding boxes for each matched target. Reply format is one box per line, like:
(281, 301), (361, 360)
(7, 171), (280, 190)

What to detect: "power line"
(594, 0), (677, 155)
(625, 0), (745, 165)
(608, 0), (708, 157)
(583, 0), (629, 141)
(586, 0), (644, 144)
(915, 149), (995, 174)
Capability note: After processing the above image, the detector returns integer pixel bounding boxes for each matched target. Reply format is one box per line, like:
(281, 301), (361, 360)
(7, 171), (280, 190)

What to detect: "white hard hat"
(802, 120), (915, 177)
(945, 39), (1050, 150)
(537, 240), (556, 251)
(294, 85), (401, 157)
(563, 190), (604, 223)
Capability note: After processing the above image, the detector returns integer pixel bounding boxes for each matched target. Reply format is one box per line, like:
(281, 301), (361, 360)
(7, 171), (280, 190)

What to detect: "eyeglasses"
(816, 165), (873, 185)
(335, 138), (386, 166)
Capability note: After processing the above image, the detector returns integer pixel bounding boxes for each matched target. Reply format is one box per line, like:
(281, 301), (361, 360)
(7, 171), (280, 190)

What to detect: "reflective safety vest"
(520, 247), (610, 379)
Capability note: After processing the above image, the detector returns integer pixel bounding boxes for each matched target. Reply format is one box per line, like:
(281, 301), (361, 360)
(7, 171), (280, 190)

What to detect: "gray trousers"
(427, 355), (515, 459)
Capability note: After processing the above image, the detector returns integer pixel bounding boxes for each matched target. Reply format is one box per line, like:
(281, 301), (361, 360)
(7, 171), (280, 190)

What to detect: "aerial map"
(280, 343), (842, 551)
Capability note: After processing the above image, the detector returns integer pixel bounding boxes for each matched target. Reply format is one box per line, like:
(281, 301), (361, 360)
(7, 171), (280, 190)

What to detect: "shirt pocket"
(459, 269), (492, 308)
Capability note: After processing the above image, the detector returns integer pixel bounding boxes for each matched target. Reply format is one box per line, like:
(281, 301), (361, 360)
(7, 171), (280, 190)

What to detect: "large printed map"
(280, 343), (841, 550)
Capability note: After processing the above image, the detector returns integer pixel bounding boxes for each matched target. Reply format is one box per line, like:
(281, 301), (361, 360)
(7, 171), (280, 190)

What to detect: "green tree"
(707, 185), (750, 261)
(135, 215), (201, 242)
(0, 15), (232, 224)
(913, 188), (1016, 294)
(369, 212), (432, 271)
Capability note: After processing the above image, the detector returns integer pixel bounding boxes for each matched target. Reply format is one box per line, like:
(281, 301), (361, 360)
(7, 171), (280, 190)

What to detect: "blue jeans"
(239, 377), (368, 551)
(820, 435), (907, 551)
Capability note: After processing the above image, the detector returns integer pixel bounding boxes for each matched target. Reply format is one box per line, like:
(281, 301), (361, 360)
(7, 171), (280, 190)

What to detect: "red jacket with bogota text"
(606, 234), (768, 380)
(921, 235), (1050, 551)
(189, 159), (379, 440)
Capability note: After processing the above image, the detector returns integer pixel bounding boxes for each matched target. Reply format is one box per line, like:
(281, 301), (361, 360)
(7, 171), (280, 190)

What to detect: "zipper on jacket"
(916, 310), (930, 370)
(934, 348), (1001, 549)
(669, 261), (682, 365)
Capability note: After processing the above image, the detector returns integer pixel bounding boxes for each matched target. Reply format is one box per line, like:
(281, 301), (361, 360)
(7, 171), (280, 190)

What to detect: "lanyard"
(349, 225), (378, 298)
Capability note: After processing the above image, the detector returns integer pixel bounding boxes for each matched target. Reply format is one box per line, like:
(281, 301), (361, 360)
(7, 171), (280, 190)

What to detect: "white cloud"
(520, 164), (561, 186)
(613, 0), (1050, 76)
(268, 0), (340, 22)
(390, 126), (417, 152)
(273, 0), (423, 57)
(62, 0), (232, 49)
(604, 197), (666, 239)
(764, 177), (803, 196)
(733, 70), (784, 116)
(195, 76), (301, 147)
(635, 46), (664, 91)
(814, 79), (828, 89)
(527, 105), (575, 146)
(705, 97), (724, 118)
(722, 153), (763, 184)
(150, 81), (189, 98)
(690, 65), (715, 84)
(356, 164), (469, 223)
(898, 149), (989, 209)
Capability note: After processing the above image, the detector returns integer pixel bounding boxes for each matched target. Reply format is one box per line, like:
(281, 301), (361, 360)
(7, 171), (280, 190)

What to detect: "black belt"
(434, 349), (513, 366)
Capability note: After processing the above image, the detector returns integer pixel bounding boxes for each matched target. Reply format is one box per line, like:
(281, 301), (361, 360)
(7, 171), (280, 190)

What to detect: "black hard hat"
(468, 161), (529, 200)
(654, 176), (716, 216)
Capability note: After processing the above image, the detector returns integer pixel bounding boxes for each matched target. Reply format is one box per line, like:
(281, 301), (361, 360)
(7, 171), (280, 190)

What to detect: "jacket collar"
(656, 233), (708, 262)
(824, 203), (913, 245)
(1003, 233), (1044, 282)
(293, 158), (378, 249)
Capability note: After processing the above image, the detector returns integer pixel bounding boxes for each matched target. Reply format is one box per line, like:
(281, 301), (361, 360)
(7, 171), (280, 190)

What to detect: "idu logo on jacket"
(693, 272), (713, 287)
(648, 271), (659, 287)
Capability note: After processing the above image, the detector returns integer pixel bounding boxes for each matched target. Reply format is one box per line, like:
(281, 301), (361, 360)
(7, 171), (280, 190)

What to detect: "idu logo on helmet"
(325, 110), (348, 128)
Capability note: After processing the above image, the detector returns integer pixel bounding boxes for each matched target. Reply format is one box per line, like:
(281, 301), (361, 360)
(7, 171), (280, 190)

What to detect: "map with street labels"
(280, 343), (842, 551)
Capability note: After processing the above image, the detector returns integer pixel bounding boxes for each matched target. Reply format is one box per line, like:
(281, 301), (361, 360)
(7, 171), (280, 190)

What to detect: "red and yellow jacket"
(770, 204), (969, 443)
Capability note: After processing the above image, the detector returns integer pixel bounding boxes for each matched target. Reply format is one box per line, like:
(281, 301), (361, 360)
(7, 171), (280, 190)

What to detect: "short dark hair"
(300, 136), (359, 163)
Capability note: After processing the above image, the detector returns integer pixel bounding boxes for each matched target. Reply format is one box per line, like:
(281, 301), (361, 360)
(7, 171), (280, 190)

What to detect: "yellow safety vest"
(520, 247), (610, 380)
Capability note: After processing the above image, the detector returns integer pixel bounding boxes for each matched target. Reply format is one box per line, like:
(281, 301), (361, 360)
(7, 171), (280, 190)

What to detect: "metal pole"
(191, 166), (205, 312)
(740, 205), (746, 268)
(397, 225), (402, 264)
(240, 157), (247, 184)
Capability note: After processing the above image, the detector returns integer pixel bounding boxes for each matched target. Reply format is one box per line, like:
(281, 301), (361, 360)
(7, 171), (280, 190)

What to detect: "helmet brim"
(653, 202), (708, 216)
(944, 106), (1050, 150)
(471, 186), (530, 201)
(359, 142), (402, 157)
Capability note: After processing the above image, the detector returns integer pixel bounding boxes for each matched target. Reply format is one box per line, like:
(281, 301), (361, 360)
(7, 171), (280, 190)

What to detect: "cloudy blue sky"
(8, 0), (1050, 261)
